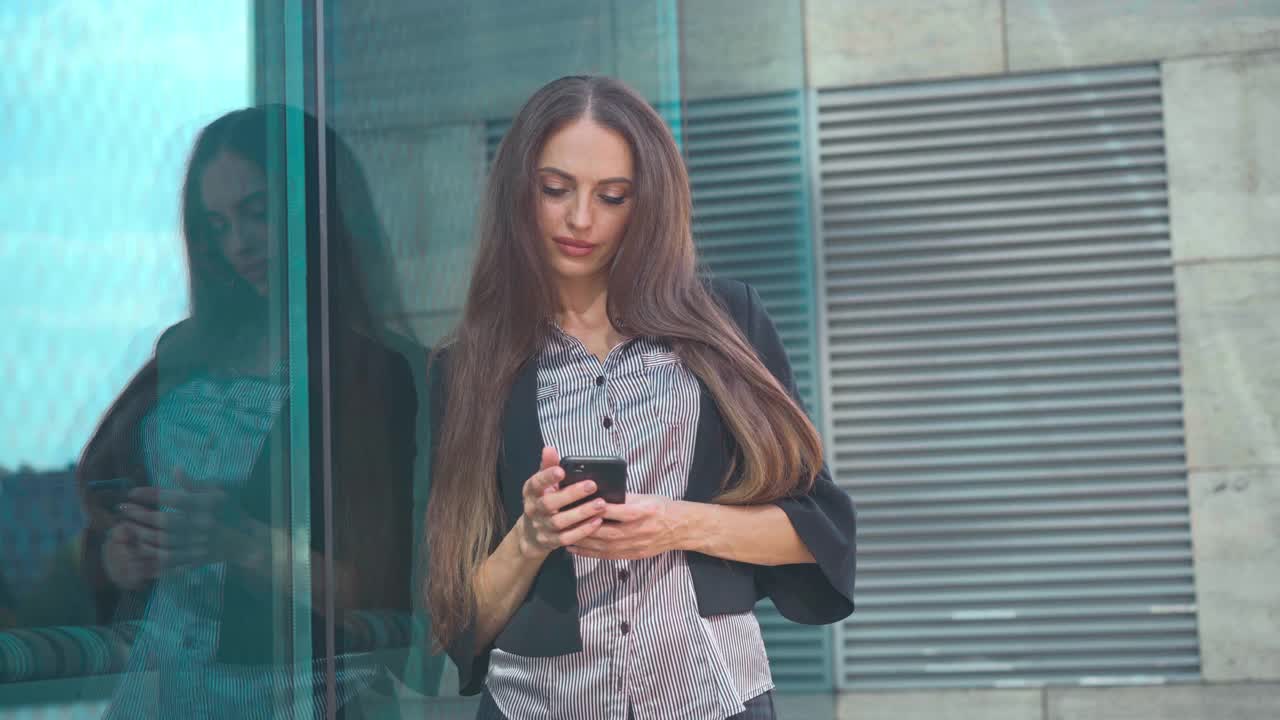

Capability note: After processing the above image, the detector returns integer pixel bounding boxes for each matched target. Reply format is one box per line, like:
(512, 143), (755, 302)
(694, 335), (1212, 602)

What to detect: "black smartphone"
(558, 456), (627, 510)
(86, 478), (134, 509)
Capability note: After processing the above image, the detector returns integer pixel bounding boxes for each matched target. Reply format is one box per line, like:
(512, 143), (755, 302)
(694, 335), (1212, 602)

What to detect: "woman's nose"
(222, 221), (262, 259)
(566, 194), (592, 231)
(226, 230), (252, 260)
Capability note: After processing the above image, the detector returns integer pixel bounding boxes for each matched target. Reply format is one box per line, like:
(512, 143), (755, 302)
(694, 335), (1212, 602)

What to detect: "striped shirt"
(105, 367), (375, 719)
(486, 328), (773, 720)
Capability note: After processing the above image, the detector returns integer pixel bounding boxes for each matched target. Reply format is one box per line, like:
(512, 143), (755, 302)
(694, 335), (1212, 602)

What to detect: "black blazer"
(429, 278), (857, 696)
(79, 319), (420, 664)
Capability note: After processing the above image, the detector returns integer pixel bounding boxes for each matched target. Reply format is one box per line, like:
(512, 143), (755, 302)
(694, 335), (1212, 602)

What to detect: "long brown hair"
(81, 106), (413, 614)
(425, 76), (823, 648)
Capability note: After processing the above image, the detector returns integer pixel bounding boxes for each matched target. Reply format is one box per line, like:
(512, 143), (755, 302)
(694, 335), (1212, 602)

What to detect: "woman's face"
(535, 117), (635, 286)
(200, 150), (271, 296)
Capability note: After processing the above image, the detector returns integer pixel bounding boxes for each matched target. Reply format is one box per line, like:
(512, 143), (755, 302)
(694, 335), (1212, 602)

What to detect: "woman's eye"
(242, 200), (267, 221)
(206, 218), (228, 237)
(542, 186), (569, 197)
(599, 194), (627, 206)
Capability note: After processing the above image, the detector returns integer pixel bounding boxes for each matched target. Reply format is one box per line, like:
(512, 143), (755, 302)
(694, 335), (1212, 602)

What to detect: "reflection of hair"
(425, 76), (823, 649)
(180, 105), (407, 355)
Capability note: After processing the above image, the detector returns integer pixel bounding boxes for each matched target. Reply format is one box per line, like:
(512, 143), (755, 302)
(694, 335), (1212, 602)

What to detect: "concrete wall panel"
(1188, 466), (1280, 681)
(1048, 682), (1280, 720)
(806, 0), (1004, 87)
(1008, 0), (1280, 71)
(681, 0), (804, 100)
(1164, 51), (1280, 264)
(1175, 260), (1280, 469)
(837, 689), (1042, 720)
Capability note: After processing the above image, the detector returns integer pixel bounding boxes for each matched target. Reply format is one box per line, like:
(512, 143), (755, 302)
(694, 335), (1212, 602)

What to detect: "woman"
(78, 106), (420, 719)
(425, 76), (857, 720)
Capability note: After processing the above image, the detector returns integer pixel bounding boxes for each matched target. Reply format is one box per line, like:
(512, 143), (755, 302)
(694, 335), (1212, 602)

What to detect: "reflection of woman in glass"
(425, 76), (857, 720)
(78, 106), (418, 719)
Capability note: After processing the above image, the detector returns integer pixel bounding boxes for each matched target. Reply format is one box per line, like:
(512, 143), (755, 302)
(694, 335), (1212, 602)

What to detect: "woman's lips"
(236, 258), (268, 283)
(553, 236), (596, 258)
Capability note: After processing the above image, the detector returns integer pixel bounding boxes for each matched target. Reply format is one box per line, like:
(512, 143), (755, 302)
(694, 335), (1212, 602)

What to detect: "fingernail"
(584, 482), (596, 492)
(594, 500), (606, 509)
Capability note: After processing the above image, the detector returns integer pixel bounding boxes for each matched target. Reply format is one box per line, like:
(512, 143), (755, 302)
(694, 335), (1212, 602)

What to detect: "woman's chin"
(549, 257), (608, 284)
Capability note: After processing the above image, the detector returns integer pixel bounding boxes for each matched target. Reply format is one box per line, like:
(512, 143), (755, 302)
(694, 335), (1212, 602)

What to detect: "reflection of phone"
(87, 478), (134, 508)
(559, 456), (627, 510)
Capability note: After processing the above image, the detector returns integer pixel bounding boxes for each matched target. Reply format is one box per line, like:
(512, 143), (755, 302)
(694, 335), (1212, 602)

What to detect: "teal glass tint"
(319, 3), (683, 714)
(0, 2), (326, 717)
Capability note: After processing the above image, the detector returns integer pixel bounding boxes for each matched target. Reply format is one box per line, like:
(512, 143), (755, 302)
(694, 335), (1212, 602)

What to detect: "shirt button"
(596, 375), (605, 386)
(618, 568), (630, 582)
(603, 417), (613, 429)
(620, 621), (631, 635)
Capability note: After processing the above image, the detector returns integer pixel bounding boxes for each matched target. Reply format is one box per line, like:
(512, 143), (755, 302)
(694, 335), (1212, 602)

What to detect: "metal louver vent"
(816, 65), (1199, 690)
(685, 91), (830, 692)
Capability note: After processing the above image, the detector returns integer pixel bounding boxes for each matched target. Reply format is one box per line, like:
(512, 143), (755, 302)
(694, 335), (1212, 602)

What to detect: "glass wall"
(1, 2), (688, 718)
(2, 1), (332, 718)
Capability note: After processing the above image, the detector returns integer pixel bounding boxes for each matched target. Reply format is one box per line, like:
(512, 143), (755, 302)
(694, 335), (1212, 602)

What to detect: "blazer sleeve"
(739, 280), (857, 625)
(427, 349), (492, 696)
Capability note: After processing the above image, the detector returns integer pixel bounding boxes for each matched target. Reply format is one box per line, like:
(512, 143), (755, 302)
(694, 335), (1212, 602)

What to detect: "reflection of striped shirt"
(487, 328), (773, 720)
(105, 368), (374, 720)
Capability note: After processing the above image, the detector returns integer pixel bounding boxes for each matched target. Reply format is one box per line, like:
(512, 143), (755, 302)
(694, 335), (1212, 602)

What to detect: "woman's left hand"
(567, 494), (691, 561)
(115, 470), (257, 571)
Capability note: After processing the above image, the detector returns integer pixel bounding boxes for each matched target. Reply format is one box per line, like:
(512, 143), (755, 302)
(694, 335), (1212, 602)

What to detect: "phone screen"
(559, 456), (627, 509)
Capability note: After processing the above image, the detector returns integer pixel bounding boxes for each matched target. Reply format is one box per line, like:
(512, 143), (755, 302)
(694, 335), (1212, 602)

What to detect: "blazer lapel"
(685, 376), (730, 503)
(500, 358), (543, 524)
(495, 356), (582, 655)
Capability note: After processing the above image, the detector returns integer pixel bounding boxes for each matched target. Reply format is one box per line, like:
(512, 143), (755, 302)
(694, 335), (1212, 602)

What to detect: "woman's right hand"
(101, 519), (160, 591)
(517, 447), (607, 560)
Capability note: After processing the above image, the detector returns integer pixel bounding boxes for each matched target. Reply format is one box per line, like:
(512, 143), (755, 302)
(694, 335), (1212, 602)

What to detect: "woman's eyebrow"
(538, 166), (632, 185)
(236, 190), (267, 210)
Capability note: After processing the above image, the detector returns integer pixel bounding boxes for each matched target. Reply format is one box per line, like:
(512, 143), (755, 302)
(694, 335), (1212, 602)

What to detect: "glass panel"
(319, 1), (680, 716)
(0, 2), (322, 717)
(676, 0), (835, 698)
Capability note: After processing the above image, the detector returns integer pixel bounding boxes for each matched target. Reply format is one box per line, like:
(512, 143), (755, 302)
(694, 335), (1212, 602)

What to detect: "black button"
(596, 375), (605, 386)
(618, 568), (630, 582)
(603, 417), (613, 429)
(620, 621), (631, 635)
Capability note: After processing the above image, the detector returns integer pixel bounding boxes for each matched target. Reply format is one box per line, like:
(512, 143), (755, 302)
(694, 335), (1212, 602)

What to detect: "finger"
(540, 479), (597, 515)
(549, 499), (608, 531)
(590, 523), (625, 541)
(127, 487), (199, 510)
(185, 512), (220, 535)
(601, 502), (642, 523)
(119, 504), (173, 532)
(128, 517), (206, 550)
(539, 447), (560, 472)
(130, 523), (187, 552)
(557, 516), (605, 547)
(524, 465), (565, 503)
(162, 544), (211, 569)
(567, 547), (604, 559)
(172, 477), (229, 512)
(569, 535), (605, 553)
(125, 487), (162, 506)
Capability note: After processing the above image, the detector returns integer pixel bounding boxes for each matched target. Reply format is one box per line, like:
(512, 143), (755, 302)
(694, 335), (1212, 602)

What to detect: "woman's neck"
(555, 278), (625, 362)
